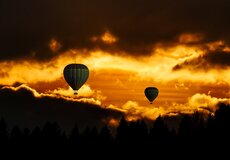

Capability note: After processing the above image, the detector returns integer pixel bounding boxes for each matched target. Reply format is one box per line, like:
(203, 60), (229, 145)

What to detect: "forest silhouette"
(0, 103), (230, 156)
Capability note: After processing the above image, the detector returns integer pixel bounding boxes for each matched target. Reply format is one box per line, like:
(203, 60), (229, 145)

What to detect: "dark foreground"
(1, 104), (230, 157)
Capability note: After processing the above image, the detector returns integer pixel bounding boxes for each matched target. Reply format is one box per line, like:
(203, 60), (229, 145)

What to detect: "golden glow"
(105, 118), (120, 127)
(101, 31), (117, 44)
(1, 39), (230, 121)
(49, 85), (106, 103)
(107, 101), (166, 121)
(179, 33), (203, 43)
(188, 93), (230, 111)
(207, 40), (225, 51)
(3, 84), (103, 106)
(92, 31), (118, 44)
(49, 38), (62, 52)
(2, 42), (230, 85)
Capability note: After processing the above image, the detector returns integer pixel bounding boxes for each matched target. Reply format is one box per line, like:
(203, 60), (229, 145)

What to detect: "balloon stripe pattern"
(144, 87), (159, 104)
(63, 64), (89, 94)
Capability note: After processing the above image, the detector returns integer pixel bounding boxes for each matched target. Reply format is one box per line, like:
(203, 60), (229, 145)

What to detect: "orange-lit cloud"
(188, 93), (230, 112)
(91, 31), (118, 44)
(1, 38), (230, 121)
(101, 31), (118, 44)
(107, 101), (165, 121)
(4, 83), (227, 123)
(2, 84), (103, 106)
(106, 93), (230, 121)
(103, 118), (120, 127)
(1, 40), (230, 85)
(48, 85), (106, 104)
(49, 38), (62, 52)
(173, 41), (230, 71)
(179, 33), (203, 44)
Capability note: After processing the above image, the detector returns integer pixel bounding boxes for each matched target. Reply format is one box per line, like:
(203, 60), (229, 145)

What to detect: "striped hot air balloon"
(144, 87), (159, 104)
(63, 64), (89, 95)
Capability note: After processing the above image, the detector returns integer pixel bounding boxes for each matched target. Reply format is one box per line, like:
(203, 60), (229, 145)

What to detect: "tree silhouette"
(215, 103), (230, 129)
(127, 120), (148, 146)
(99, 125), (113, 146)
(69, 124), (80, 147)
(30, 126), (42, 145)
(214, 103), (230, 145)
(116, 116), (129, 145)
(0, 102), (230, 154)
(0, 118), (8, 144)
(178, 115), (193, 138)
(10, 125), (23, 145)
(41, 122), (63, 151)
(149, 116), (170, 146)
(89, 126), (99, 146)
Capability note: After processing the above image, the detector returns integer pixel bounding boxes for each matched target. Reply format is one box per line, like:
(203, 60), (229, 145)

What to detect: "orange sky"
(1, 33), (230, 121)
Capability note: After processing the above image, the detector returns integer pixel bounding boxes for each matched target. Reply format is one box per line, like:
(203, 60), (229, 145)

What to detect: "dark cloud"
(205, 51), (230, 66)
(1, 0), (230, 60)
(0, 85), (122, 131)
(173, 50), (230, 71)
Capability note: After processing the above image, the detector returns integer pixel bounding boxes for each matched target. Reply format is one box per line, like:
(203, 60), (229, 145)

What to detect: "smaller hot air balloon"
(63, 64), (89, 95)
(144, 87), (159, 104)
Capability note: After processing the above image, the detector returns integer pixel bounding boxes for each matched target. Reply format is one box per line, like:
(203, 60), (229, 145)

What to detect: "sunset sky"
(1, 0), (230, 128)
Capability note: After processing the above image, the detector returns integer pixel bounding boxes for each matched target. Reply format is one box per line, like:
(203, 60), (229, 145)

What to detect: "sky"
(0, 0), (230, 128)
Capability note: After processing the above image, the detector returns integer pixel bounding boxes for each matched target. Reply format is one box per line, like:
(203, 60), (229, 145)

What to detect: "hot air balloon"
(63, 64), (89, 95)
(144, 87), (159, 104)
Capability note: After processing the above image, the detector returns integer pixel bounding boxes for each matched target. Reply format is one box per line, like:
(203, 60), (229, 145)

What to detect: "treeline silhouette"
(1, 103), (230, 155)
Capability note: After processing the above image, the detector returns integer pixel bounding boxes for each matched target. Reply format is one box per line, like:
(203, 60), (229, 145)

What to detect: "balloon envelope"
(63, 64), (89, 94)
(144, 87), (159, 104)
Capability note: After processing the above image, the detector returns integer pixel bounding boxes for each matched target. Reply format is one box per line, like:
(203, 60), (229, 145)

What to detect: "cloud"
(173, 41), (230, 71)
(49, 38), (62, 53)
(165, 93), (230, 115)
(91, 31), (118, 44)
(47, 85), (106, 105)
(188, 93), (230, 112)
(0, 84), (122, 131)
(107, 101), (165, 121)
(1, 42), (230, 115)
(173, 51), (230, 71)
(105, 92), (230, 121)
(1, 0), (230, 60)
(178, 33), (203, 44)
(0, 83), (229, 130)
